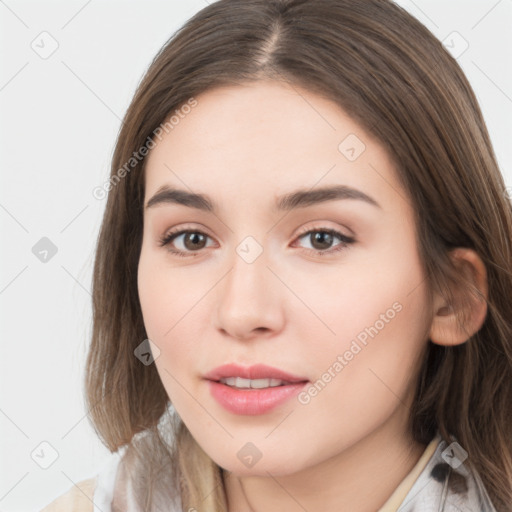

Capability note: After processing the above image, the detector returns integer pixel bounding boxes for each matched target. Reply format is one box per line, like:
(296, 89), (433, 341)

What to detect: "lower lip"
(207, 380), (308, 415)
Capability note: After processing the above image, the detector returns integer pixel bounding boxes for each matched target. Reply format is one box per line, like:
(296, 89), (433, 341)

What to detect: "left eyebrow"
(275, 184), (381, 211)
(144, 184), (381, 212)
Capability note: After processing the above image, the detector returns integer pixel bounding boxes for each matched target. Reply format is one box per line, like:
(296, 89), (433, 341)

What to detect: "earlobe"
(429, 248), (488, 346)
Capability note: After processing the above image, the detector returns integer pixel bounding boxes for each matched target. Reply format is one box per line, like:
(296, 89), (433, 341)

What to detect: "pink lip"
(203, 363), (308, 383)
(204, 363), (309, 415)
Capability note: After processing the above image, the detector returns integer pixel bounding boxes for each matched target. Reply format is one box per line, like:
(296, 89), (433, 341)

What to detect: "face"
(137, 80), (432, 476)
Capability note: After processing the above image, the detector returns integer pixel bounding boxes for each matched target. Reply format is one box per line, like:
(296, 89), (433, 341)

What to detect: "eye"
(292, 227), (355, 256)
(158, 228), (215, 257)
(158, 226), (356, 257)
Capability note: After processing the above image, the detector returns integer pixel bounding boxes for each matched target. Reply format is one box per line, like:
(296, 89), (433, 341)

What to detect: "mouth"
(203, 362), (309, 384)
(203, 363), (309, 415)
(217, 376), (304, 389)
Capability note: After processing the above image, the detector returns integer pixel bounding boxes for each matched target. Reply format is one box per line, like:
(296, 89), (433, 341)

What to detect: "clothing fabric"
(39, 478), (96, 512)
(40, 432), (499, 512)
(378, 434), (440, 511)
(393, 435), (498, 511)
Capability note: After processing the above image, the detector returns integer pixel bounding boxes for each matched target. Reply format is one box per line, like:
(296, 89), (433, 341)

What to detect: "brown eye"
(158, 229), (214, 257)
(294, 228), (355, 256)
(309, 231), (335, 251)
(182, 232), (207, 250)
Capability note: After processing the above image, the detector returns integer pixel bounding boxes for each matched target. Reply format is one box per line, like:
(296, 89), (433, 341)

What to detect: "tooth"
(218, 377), (290, 388)
(235, 377), (252, 388)
(250, 378), (271, 389)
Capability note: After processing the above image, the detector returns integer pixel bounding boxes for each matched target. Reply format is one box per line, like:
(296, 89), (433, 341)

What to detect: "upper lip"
(204, 363), (309, 383)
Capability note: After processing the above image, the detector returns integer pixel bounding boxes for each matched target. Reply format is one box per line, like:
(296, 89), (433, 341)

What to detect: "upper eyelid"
(162, 221), (352, 238)
(161, 224), (354, 247)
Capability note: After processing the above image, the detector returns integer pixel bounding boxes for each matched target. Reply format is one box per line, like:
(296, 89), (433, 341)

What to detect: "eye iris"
(184, 232), (206, 250)
(311, 231), (333, 250)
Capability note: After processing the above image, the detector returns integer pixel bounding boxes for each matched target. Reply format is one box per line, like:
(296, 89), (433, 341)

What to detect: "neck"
(222, 415), (428, 512)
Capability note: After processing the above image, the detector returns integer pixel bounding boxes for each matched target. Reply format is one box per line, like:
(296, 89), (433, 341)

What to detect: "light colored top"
(377, 435), (440, 511)
(39, 478), (96, 512)
(39, 449), (121, 512)
(40, 432), (499, 511)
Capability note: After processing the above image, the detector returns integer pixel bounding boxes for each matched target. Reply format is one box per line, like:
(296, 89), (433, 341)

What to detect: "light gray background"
(0, 1), (510, 510)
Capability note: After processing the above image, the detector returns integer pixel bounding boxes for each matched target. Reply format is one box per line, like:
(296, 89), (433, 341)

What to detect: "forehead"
(143, 80), (405, 213)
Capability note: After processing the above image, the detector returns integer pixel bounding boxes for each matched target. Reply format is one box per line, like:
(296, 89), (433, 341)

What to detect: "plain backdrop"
(0, 1), (511, 510)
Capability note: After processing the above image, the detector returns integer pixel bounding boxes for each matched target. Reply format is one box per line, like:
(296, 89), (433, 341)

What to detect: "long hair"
(84, 1), (512, 510)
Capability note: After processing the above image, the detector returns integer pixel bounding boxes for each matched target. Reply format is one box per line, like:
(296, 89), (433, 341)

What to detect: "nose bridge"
(214, 233), (283, 337)
(225, 235), (269, 305)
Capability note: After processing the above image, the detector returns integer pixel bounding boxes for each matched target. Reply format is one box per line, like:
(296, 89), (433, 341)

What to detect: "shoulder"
(398, 434), (498, 512)
(39, 452), (122, 512)
(39, 477), (97, 512)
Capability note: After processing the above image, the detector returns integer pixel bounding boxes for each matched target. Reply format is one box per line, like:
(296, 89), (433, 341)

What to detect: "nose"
(214, 243), (284, 341)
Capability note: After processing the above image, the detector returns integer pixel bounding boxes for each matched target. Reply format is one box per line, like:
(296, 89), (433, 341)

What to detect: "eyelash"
(158, 225), (355, 258)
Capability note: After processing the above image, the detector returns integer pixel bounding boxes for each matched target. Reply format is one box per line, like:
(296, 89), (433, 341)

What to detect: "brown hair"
(85, 0), (512, 510)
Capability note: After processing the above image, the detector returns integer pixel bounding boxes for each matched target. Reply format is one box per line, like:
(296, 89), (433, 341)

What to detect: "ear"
(429, 248), (488, 346)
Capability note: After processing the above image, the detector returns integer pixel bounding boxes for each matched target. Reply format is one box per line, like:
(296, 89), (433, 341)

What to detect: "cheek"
(137, 250), (189, 363)
(138, 255), (168, 339)
(137, 249), (211, 376)
(291, 266), (429, 457)
(137, 253), (195, 408)
(298, 235), (430, 403)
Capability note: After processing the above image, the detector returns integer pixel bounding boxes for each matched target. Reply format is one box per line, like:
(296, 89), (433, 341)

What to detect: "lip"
(207, 381), (308, 415)
(203, 363), (308, 383)
(203, 363), (309, 415)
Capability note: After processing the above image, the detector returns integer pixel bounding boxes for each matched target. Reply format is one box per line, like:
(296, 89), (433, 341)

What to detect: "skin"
(137, 80), (488, 512)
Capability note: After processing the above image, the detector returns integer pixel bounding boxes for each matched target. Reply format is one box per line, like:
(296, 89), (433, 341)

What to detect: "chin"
(212, 451), (305, 478)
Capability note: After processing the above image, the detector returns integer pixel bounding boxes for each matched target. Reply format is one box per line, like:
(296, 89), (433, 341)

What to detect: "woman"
(41, 0), (512, 510)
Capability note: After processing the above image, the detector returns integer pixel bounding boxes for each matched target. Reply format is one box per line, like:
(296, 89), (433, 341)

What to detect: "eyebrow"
(144, 184), (381, 212)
